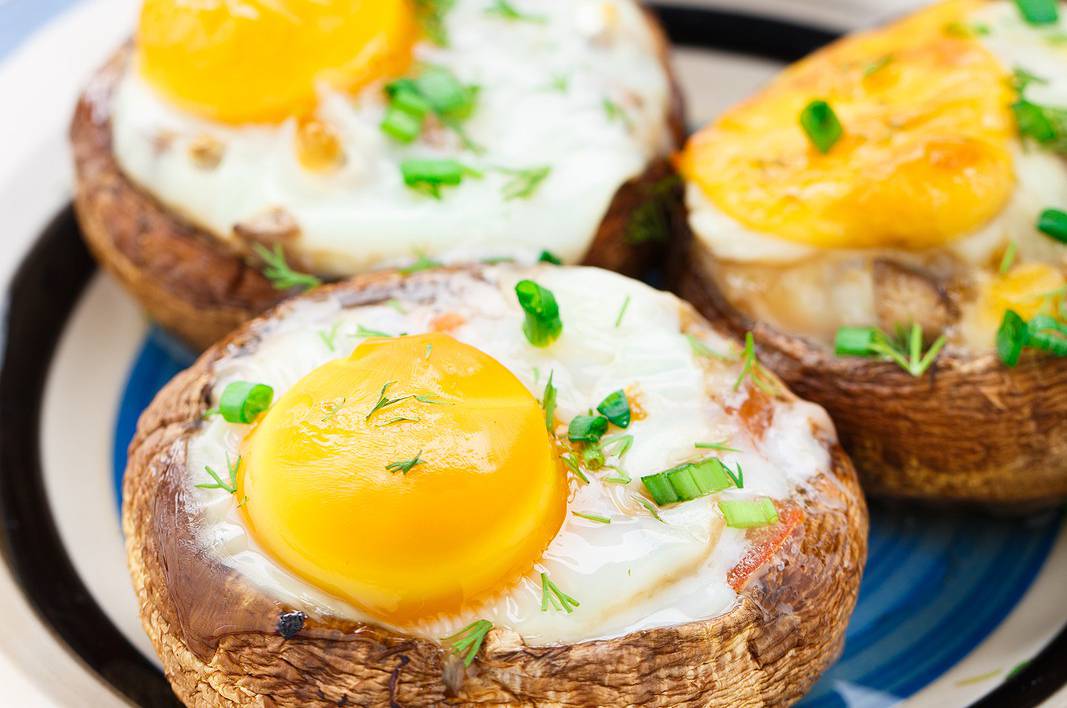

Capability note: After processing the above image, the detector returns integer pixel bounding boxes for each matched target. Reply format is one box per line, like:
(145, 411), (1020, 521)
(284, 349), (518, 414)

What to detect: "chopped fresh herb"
(596, 390), (631, 428)
(415, 394), (445, 405)
(381, 86), (430, 143)
(603, 98), (633, 128)
(637, 496), (664, 522)
(401, 159), (481, 198)
(614, 295), (631, 328)
(217, 381), (274, 424)
(365, 381), (414, 421)
(625, 175), (680, 245)
(540, 572), (579, 613)
(386, 299), (408, 314)
(413, 67), (478, 118)
(485, 0), (546, 23)
(641, 457), (737, 506)
(561, 453), (589, 483)
(546, 72), (569, 93)
(724, 463), (744, 489)
(442, 619), (492, 667)
(383, 66), (481, 149)
(1012, 99), (1067, 152)
(401, 253), (443, 274)
(318, 322), (341, 352)
(321, 397), (347, 422)
(515, 280), (563, 347)
(1038, 208), (1067, 243)
(734, 333), (780, 394)
(414, 0), (455, 46)
(695, 440), (741, 453)
(603, 467), (632, 485)
(386, 451), (424, 475)
(997, 310), (1029, 367)
(1007, 660), (1031, 679)
(378, 415), (420, 426)
(833, 324), (947, 377)
(863, 54), (893, 77)
(568, 413), (609, 443)
(943, 21), (991, 37)
(686, 333), (733, 361)
(800, 99), (843, 154)
(601, 433), (634, 458)
(496, 165), (552, 200)
(1015, 0), (1059, 25)
(355, 324), (392, 338)
(1027, 314), (1067, 355)
(425, 343), (433, 359)
(253, 244), (322, 291)
(718, 497), (779, 529)
(572, 511), (611, 524)
(196, 454), (240, 495)
(1000, 241), (1018, 274)
(538, 250), (563, 265)
(1013, 67), (1049, 93)
(481, 256), (516, 265)
(542, 371), (557, 432)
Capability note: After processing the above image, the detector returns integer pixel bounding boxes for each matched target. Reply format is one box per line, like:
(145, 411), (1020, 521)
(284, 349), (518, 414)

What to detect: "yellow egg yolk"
(238, 333), (567, 624)
(983, 263), (1067, 325)
(137, 0), (416, 124)
(678, 0), (1017, 251)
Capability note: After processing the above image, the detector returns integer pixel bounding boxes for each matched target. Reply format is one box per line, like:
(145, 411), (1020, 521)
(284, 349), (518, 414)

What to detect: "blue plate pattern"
(112, 331), (1064, 707)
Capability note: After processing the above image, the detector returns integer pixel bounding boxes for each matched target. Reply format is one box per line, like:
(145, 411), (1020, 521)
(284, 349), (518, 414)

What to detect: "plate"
(0, 1), (1065, 706)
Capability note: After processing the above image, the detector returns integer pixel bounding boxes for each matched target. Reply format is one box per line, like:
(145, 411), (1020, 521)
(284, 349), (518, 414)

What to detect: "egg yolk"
(983, 263), (1066, 324)
(678, 0), (1016, 251)
(138, 0), (416, 124)
(238, 333), (567, 624)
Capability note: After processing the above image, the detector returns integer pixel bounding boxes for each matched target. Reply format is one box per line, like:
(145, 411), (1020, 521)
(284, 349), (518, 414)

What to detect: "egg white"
(108, 0), (673, 277)
(185, 266), (832, 645)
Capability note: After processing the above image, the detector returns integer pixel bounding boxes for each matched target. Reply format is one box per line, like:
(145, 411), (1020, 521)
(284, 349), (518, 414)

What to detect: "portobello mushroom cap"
(71, 7), (687, 352)
(672, 230), (1067, 509)
(124, 267), (868, 707)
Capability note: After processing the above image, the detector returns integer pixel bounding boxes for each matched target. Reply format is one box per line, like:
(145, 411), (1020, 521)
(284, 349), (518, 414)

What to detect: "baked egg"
(186, 265), (835, 645)
(109, 0), (676, 276)
(678, 0), (1067, 356)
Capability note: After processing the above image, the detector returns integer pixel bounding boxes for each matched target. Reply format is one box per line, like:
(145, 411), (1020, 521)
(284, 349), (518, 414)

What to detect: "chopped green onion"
(1015, 0), (1059, 25)
(637, 496), (665, 522)
(561, 453), (589, 484)
(253, 244), (321, 291)
(601, 433), (634, 458)
(401, 159), (480, 198)
(998, 309), (1030, 367)
(1012, 100), (1067, 149)
(718, 498), (779, 529)
(385, 451), (424, 475)
(834, 327), (879, 357)
(1038, 208), (1067, 243)
(568, 414), (608, 443)
(641, 458), (736, 506)
(542, 371), (557, 432)
(515, 280), (563, 347)
(572, 511), (611, 524)
(1000, 241), (1018, 274)
(603, 98), (632, 128)
(381, 106), (423, 143)
(614, 295), (631, 328)
(401, 253), (443, 274)
(596, 390), (631, 428)
(218, 381), (274, 424)
(799, 99), (843, 154)
(1027, 314), (1067, 355)
(1013, 67), (1050, 93)
(442, 619), (492, 667)
(414, 67), (477, 118)
(538, 250), (562, 265)
(540, 572), (579, 613)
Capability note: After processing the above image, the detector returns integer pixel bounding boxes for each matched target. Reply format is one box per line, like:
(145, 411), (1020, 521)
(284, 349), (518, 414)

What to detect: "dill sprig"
(734, 333), (780, 394)
(196, 454), (240, 495)
(496, 165), (552, 200)
(318, 322), (341, 352)
(542, 371), (557, 432)
(442, 619), (492, 666)
(614, 295), (631, 328)
(386, 451), (424, 475)
(321, 397), (347, 422)
(253, 244), (321, 291)
(695, 440), (741, 453)
(540, 572), (580, 613)
(572, 511), (611, 524)
(366, 381), (415, 421)
(485, 0), (546, 22)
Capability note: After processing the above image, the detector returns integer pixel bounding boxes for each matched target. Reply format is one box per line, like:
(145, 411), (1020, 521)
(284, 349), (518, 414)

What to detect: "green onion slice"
(596, 390), (631, 428)
(1027, 314), (1067, 356)
(515, 280), (563, 347)
(538, 250), (562, 265)
(1038, 208), (1067, 243)
(997, 309), (1029, 367)
(834, 327), (878, 357)
(568, 414), (608, 443)
(799, 99), (843, 154)
(1015, 0), (1059, 25)
(218, 381), (274, 424)
(641, 458), (737, 506)
(718, 497), (779, 529)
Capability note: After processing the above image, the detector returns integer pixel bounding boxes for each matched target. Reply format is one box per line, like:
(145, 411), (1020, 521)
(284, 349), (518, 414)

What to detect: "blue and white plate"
(0, 1), (1065, 706)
